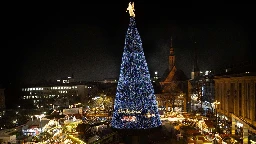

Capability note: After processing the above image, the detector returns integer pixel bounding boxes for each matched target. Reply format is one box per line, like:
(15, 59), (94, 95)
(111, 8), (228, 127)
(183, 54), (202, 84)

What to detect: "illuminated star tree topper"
(126, 2), (135, 17)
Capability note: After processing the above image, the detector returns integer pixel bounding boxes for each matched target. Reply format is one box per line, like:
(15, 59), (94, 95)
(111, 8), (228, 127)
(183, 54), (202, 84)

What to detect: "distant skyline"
(2, 1), (253, 85)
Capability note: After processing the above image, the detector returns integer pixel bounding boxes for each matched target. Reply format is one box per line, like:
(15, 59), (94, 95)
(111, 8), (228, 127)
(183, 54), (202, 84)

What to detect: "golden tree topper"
(126, 2), (135, 17)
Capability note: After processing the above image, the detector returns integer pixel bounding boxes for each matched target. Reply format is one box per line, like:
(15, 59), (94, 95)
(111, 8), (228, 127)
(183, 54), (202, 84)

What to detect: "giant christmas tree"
(111, 2), (162, 130)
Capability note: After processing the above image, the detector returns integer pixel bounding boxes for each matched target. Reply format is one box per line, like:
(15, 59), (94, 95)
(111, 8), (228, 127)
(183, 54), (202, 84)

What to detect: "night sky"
(2, 1), (253, 86)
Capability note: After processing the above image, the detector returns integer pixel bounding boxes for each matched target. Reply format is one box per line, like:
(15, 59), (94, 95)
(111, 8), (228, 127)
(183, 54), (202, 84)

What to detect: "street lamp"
(212, 100), (220, 133)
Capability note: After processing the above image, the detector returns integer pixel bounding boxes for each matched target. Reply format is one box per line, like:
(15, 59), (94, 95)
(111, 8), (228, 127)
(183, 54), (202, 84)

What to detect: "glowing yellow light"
(126, 2), (135, 17)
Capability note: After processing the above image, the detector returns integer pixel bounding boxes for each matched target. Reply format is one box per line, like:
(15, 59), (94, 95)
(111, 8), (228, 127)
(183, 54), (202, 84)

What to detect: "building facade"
(21, 83), (98, 110)
(214, 73), (256, 144)
(188, 71), (215, 113)
(156, 38), (188, 112)
(188, 42), (215, 114)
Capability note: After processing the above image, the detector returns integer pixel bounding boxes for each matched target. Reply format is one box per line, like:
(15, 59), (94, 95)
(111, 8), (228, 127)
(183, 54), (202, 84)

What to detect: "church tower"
(191, 41), (200, 79)
(169, 37), (175, 71)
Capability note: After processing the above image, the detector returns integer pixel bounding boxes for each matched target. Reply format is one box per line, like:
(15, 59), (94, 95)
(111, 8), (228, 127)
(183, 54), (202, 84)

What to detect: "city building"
(188, 71), (215, 113)
(190, 42), (200, 80)
(20, 77), (98, 109)
(214, 61), (256, 144)
(188, 42), (215, 113)
(156, 38), (188, 112)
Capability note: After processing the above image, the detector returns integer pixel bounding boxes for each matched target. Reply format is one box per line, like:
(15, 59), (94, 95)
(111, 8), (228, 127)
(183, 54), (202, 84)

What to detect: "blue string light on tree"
(111, 2), (162, 129)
